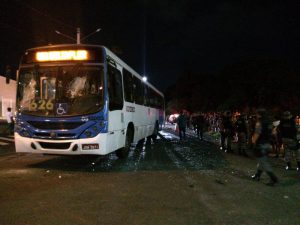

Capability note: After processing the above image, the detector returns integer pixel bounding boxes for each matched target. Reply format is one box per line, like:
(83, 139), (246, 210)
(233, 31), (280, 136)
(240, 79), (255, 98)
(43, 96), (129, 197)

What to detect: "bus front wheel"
(116, 128), (133, 158)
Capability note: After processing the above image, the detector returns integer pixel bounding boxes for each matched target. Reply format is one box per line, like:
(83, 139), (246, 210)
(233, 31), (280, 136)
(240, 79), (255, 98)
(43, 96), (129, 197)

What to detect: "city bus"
(15, 44), (164, 158)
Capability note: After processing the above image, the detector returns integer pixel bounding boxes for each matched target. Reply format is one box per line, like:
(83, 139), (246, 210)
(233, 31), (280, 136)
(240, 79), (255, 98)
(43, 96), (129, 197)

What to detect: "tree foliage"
(165, 59), (300, 114)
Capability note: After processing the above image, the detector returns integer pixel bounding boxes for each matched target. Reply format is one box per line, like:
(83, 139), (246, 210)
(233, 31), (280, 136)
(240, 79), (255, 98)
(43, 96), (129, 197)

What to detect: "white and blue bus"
(15, 44), (164, 158)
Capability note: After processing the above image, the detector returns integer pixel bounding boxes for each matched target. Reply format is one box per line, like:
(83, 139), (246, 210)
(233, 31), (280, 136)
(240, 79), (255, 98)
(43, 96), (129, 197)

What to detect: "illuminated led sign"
(36, 50), (88, 61)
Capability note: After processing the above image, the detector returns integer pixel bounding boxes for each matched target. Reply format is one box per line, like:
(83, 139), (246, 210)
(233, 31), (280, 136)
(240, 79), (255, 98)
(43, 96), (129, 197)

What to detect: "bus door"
(107, 63), (125, 151)
(40, 76), (56, 99)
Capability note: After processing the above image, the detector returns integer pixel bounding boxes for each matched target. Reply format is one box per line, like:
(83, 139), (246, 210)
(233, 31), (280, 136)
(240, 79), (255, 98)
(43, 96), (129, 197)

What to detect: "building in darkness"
(0, 75), (16, 120)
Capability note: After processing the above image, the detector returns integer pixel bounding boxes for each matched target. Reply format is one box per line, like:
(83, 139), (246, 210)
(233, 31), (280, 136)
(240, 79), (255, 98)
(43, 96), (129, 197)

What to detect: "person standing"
(195, 113), (205, 140)
(5, 107), (14, 135)
(220, 111), (234, 153)
(271, 120), (281, 158)
(251, 108), (278, 186)
(177, 111), (187, 141)
(235, 114), (248, 156)
(279, 111), (300, 172)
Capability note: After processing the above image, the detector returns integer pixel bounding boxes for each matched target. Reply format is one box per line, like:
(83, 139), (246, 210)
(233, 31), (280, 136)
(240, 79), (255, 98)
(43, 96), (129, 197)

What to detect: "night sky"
(0, 0), (299, 91)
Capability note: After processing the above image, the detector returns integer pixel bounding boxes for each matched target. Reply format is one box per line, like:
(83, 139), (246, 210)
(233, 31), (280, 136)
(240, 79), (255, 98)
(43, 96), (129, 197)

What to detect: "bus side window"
(108, 64), (123, 111)
(149, 88), (156, 108)
(144, 85), (149, 106)
(133, 76), (144, 105)
(123, 69), (134, 103)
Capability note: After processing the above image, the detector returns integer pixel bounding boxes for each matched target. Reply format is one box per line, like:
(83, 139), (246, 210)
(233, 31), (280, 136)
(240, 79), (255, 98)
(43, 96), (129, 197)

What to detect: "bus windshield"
(17, 65), (104, 117)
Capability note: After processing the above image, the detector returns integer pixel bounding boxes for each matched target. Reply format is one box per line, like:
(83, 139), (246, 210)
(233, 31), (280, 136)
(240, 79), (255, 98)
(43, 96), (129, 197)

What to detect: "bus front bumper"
(14, 133), (109, 155)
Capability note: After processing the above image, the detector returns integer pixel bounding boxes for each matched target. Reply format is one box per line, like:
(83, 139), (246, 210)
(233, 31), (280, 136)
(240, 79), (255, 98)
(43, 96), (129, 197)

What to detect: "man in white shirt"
(5, 107), (14, 135)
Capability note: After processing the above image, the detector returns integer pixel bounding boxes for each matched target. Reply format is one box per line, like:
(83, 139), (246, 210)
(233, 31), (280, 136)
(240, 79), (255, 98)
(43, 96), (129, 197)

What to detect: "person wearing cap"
(279, 111), (300, 172)
(251, 108), (278, 186)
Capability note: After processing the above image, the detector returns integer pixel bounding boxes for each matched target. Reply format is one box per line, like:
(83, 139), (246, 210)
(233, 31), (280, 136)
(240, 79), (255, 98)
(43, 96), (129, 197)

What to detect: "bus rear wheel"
(116, 128), (133, 158)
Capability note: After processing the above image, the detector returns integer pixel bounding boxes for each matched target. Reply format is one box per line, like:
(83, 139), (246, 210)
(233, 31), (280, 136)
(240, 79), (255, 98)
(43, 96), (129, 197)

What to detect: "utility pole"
(76, 27), (81, 44)
(55, 27), (101, 44)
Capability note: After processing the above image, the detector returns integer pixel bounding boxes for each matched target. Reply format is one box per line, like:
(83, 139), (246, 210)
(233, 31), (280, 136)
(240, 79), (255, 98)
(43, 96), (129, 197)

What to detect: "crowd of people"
(173, 109), (300, 186)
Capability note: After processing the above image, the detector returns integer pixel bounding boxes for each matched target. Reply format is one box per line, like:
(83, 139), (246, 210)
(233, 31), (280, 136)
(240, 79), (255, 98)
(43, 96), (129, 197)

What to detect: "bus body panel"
(123, 102), (134, 131)
(132, 104), (157, 142)
(106, 61), (126, 151)
(107, 109), (125, 151)
(15, 132), (115, 155)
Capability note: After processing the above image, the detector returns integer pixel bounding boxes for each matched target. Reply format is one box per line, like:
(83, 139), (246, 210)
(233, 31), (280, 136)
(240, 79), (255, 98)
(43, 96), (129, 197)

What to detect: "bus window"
(17, 65), (104, 116)
(41, 77), (56, 99)
(133, 76), (144, 105)
(149, 88), (156, 108)
(123, 69), (134, 103)
(144, 85), (150, 106)
(108, 64), (123, 110)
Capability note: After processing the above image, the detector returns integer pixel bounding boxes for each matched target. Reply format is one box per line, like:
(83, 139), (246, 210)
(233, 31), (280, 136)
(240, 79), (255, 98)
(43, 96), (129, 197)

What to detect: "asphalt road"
(0, 129), (299, 225)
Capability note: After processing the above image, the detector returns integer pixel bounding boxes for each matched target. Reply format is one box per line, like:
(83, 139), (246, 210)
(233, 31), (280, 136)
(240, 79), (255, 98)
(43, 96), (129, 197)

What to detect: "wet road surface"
(0, 131), (230, 225)
(0, 130), (230, 225)
(1, 129), (298, 225)
(9, 130), (227, 173)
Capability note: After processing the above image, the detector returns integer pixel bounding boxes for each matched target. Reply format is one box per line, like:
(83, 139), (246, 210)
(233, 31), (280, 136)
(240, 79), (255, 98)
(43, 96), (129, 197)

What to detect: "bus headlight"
(22, 130), (31, 137)
(99, 121), (105, 128)
(80, 122), (105, 139)
(80, 128), (96, 139)
(84, 131), (92, 138)
(15, 124), (31, 138)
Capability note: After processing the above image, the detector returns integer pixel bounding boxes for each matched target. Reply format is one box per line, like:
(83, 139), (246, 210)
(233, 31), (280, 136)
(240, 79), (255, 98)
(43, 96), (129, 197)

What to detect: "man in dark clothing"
(220, 111), (234, 153)
(279, 111), (300, 171)
(195, 113), (205, 140)
(177, 111), (187, 141)
(235, 114), (248, 156)
(251, 109), (278, 186)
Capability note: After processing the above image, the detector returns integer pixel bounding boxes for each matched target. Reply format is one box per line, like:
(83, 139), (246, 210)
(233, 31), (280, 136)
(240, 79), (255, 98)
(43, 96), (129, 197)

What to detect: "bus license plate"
(82, 144), (99, 150)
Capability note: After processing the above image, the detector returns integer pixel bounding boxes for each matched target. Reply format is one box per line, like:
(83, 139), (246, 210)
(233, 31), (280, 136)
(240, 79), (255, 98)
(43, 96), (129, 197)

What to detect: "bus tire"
(116, 128), (133, 158)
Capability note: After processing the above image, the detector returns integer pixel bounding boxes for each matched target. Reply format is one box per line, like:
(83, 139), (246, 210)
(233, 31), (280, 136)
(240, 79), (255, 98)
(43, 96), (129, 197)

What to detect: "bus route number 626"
(29, 99), (54, 111)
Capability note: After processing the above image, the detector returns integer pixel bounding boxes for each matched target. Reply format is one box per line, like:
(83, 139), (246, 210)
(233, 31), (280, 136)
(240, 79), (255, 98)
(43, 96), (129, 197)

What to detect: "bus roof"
(24, 44), (164, 97)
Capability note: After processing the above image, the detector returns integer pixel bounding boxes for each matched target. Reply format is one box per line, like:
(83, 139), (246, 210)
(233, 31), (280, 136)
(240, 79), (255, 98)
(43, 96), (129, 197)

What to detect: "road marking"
(0, 137), (14, 142)
(0, 141), (9, 146)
